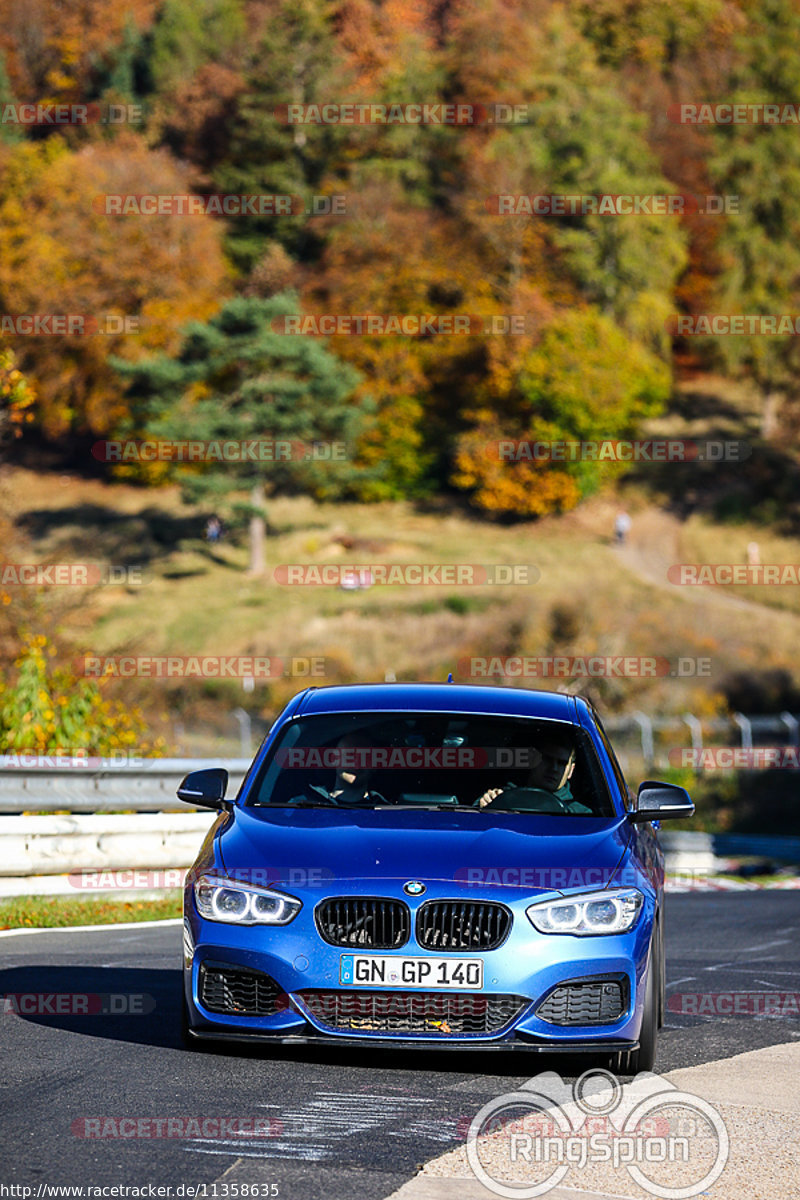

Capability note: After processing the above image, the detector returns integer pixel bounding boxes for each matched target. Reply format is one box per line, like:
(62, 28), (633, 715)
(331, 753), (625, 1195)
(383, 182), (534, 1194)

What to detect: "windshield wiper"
(380, 803), (481, 811)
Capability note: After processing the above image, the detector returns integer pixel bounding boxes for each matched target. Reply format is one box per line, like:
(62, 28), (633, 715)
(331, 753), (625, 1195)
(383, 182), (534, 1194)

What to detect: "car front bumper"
(183, 886), (655, 1051)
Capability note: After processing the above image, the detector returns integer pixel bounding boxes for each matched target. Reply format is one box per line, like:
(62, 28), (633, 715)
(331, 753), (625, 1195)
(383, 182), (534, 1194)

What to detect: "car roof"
(293, 683), (581, 722)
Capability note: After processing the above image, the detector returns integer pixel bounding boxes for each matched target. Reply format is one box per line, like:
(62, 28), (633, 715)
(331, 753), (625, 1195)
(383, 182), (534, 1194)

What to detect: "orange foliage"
(453, 419), (581, 516)
(336, 0), (440, 89)
(0, 133), (230, 439)
(0, 0), (160, 101)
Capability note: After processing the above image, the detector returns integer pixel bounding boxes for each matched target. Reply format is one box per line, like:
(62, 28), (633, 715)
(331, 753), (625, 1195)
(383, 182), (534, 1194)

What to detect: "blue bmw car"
(178, 684), (693, 1072)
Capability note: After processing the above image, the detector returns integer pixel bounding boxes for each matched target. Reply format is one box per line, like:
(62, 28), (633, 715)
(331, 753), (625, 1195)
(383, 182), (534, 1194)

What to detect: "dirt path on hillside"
(614, 507), (797, 621)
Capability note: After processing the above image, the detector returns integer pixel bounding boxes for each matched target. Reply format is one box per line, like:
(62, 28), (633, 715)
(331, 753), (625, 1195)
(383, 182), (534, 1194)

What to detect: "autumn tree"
(0, 134), (230, 443)
(0, 342), (35, 453)
(453, 308), (671, 515)
(0, 0), (159, 108)
(0, 634), (163, 755)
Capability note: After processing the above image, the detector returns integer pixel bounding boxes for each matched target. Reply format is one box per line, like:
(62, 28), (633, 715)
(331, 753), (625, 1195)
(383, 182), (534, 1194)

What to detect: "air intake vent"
(536, 976), (627, 1026)
(199, 963), (284, 1016)
(416, 900), (511, 951)
(299, 990), (527, 1037)
(315, 898), (411, 949)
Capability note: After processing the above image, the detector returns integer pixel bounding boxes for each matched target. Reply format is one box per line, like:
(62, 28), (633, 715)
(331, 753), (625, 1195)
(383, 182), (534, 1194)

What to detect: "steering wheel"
(484, 787), (571, 814)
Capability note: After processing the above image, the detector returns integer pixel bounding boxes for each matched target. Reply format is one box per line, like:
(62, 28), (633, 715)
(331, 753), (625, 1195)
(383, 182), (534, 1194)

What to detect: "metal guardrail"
(3, 711), (798, 813)
(657, 830), (800, 869)
(2, 821), (798, 884)
(605, 712), (800, 770)
(2, 746), (799, 885)
(2, 812), (218, 878)
(0, 757), (250, 814)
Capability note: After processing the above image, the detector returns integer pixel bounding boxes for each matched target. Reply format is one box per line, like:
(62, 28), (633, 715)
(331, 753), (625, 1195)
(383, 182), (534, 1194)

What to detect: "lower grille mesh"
(536, 978), (626, 1026)
(200, 963), (284, 1016)
(298, 989), (527, 1036)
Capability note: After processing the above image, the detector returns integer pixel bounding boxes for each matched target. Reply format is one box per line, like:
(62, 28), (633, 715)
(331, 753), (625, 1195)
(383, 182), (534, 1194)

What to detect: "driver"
(476, 732), (592, 813)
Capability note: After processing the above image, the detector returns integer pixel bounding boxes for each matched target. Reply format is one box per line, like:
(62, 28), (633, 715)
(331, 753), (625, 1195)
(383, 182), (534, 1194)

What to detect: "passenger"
(290, 731), (387, 805)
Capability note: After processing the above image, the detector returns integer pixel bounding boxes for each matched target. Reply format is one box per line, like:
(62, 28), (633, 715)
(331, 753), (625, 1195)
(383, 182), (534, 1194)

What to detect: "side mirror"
(628, 780), (694, 823)
(177, 767), (231, 811)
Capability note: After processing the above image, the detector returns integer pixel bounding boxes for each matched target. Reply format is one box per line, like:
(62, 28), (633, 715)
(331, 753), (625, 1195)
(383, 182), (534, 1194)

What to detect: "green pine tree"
(113, 293), (374, 574)
(0, 53), (21, 146)
(489, 11), (688, 353)
(149, 0), (246, 93)
(213, 0), (349, 272)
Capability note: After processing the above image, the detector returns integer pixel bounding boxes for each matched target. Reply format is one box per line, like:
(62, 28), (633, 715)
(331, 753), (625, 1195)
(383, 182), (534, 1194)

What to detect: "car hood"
(217, 807), (631, 896)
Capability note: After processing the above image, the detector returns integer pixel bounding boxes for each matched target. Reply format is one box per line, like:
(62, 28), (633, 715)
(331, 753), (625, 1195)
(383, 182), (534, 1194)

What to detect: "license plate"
(339, 954), (483, 989)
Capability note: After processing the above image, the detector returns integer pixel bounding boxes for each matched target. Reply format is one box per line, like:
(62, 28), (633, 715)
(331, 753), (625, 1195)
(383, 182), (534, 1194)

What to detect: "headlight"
(527, 888), (643, 935)
(194, 875), (302, 926)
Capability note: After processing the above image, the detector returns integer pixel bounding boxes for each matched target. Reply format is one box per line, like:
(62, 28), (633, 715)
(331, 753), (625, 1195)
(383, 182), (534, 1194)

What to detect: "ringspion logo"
(466, 1069), (729, 1199)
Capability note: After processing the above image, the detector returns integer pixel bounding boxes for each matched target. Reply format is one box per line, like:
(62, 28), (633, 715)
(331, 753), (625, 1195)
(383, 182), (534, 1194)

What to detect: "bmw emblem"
(404, 881), (426, 896)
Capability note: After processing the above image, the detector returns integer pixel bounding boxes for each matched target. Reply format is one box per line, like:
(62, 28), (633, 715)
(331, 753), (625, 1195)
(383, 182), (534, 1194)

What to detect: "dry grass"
(0, 893), (181, 928)
(5, 370), (800, 734)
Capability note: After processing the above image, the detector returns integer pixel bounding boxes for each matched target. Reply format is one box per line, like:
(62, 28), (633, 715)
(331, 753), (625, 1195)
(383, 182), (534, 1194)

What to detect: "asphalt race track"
(1, 892), (799, 1200)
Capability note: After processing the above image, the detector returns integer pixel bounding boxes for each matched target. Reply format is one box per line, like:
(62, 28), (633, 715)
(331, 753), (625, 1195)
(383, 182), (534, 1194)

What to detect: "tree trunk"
(248, 481), (266, 577)
(761, 390), (780, 440)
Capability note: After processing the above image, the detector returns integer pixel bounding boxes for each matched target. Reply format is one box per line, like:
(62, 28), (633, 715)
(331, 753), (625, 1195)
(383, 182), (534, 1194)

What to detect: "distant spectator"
(340, 567), (373, 591)
(614, 510), (632, 546)
(747, 541), (760, 566)
(205, 515), (223, 544)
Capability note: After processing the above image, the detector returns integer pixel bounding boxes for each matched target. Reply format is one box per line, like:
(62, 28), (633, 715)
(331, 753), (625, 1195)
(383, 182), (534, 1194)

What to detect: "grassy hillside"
(5, 377), (800, 751)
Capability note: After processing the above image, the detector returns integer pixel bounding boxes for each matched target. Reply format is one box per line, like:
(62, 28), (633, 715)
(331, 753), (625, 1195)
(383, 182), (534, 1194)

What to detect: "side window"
(592, 713), (631, 809)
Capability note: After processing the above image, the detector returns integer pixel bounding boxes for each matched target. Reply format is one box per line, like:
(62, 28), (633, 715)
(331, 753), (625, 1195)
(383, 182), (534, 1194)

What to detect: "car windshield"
(247, 712), (616, 817)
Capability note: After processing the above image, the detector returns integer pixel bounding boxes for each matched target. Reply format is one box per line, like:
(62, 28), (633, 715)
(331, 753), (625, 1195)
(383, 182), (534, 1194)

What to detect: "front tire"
(657, 911), (666, 1028)
(611, 940), (659, 1075)
(180, 988), (196, 1049)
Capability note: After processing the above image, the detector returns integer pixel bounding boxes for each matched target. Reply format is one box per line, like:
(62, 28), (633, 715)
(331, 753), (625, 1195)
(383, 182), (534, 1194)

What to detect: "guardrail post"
(780, 711), (799, 747)
(631, 711), (655, 769)
(732, 712), (753, 750)
(682, 712), (703, 754)
(233, 708), (252, 757)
